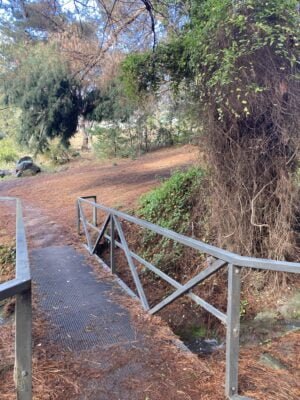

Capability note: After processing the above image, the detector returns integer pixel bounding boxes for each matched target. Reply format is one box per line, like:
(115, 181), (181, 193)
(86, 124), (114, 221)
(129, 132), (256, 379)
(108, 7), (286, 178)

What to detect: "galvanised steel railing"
(0, 197), (32, 400)
(77, 196), (300, 400)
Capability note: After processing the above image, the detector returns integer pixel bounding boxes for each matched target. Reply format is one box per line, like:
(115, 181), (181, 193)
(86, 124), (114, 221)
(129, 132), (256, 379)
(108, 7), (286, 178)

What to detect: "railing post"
(77, 200), (81, 235)
(92, 196), (97, 227)
(15, 287), (32, 400)
(110, 214), (116, 274)
(225, 264), (241, 399)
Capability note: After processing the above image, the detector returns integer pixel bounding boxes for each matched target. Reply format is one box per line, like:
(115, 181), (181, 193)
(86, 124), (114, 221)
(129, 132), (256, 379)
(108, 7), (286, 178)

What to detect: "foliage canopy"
(4, 44), (80, 153)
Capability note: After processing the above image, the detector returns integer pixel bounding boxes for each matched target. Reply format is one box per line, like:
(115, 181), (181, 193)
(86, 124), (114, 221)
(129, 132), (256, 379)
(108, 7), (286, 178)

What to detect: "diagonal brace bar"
(92, 214), (111, 254)
(113, 216), (150, 311)
(117, 244), (227, 324)
(149, 259), (227, 315)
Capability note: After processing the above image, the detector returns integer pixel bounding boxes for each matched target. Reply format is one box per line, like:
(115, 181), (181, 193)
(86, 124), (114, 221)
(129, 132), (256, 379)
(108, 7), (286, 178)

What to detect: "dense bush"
(92, 126), (133, 159)
(139, 167), (205, 232)
(46, 142), (73, 165)
(138, 167), (206, 273)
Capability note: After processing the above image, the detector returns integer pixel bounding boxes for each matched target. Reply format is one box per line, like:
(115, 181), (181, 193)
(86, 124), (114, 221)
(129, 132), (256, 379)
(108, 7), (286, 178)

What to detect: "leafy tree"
(4, 43), (80, 153)
(88, 80), (135, 123)
(87, 79), (137, 157)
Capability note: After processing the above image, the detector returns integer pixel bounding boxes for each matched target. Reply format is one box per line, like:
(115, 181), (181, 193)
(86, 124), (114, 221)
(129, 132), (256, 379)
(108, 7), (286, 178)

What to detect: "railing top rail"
(78, 197), (300, 274)
(0, 196), (31, 285)
(0, 196), (18, 201)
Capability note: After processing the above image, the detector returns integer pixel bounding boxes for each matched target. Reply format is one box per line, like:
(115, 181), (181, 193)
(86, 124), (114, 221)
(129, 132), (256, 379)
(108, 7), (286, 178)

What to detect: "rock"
(16, 158), (41, 178)
(278, 291), (300, 319)
(254, 291), (300, 323)
(259, 353), (287, 370)
(185, 338), (223, 355)
(0, 170), (12, 178)
(17, 156), (33, 164)
(254, 311), (279, 321)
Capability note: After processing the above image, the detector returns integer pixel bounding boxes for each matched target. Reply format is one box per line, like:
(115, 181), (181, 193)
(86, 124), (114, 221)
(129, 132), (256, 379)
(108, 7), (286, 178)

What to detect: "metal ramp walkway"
(31, 246), (139, 352)
(29, 244), (153, 400)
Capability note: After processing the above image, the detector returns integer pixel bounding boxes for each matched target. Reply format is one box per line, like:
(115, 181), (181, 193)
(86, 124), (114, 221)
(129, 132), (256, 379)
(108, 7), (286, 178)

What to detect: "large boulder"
(16, 157), (41, 178)
(17, 156), (33, 164)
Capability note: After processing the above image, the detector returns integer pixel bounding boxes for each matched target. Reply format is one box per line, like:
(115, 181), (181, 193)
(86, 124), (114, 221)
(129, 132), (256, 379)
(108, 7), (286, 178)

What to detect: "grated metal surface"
(30, 246), (138, 351)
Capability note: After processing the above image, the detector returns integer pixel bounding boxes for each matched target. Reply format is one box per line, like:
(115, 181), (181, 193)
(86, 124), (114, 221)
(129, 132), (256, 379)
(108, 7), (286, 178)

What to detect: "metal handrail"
(77, 196), (300, 400)
(78, 197), (300, 274)
(0, 197), (32, 400)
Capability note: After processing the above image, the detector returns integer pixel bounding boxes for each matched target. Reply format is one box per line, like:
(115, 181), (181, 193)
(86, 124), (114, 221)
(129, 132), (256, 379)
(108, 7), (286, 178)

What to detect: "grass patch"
(0, 138), (18, 169)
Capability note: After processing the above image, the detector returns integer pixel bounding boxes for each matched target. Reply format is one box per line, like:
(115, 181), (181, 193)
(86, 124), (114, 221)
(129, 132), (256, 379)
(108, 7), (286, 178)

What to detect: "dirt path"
(0, 145), (198, 238)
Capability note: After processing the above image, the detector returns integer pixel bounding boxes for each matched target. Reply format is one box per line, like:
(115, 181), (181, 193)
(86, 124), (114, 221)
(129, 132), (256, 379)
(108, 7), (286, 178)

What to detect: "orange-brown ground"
(0, 145), (299, 400)
(0, 145), (198, 233)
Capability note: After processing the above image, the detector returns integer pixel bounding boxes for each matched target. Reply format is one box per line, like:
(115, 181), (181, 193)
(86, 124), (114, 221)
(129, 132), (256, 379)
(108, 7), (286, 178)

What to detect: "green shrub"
(138, 167), (206, 273)
(92, 126), (134, 159)
(0, 138), (18, 164)
(139, 167), (205, 232)
(46, 142), (71, 165)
